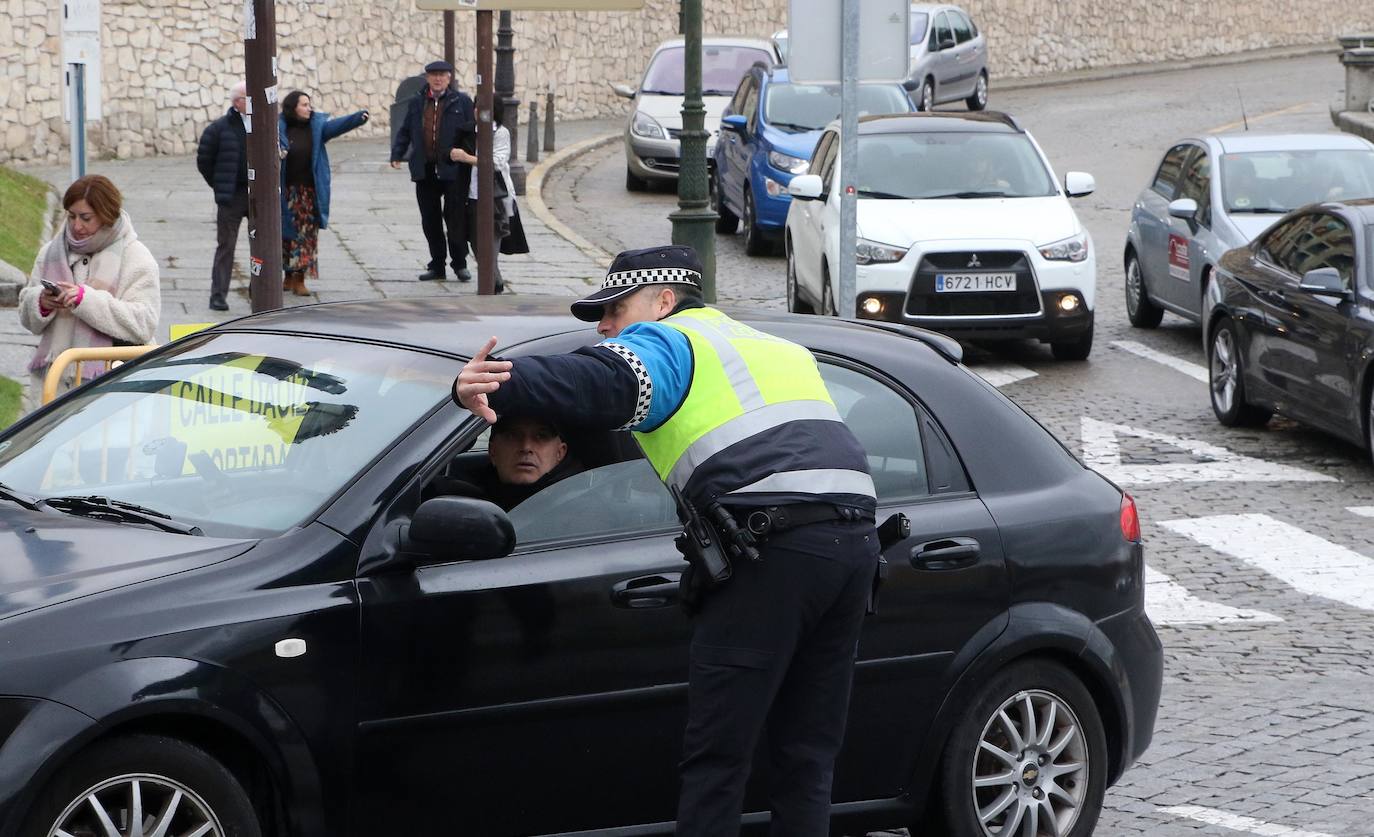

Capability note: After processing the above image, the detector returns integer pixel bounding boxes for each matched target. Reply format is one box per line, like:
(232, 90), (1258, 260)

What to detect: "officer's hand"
(455, 336), (512, 423)
(389, 160), (402, 169)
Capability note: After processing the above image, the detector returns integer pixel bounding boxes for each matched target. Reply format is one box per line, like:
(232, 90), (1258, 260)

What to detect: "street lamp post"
(495, 10), (527, 194)
(668, 0), (717, 301)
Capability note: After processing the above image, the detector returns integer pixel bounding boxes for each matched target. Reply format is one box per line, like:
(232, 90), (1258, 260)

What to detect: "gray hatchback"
(1125, 132), (1374, 329)
(905, 4), (989, 112)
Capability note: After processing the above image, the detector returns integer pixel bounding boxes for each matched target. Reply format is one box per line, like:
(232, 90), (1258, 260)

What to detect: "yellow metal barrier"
(42, 345), (159, 405)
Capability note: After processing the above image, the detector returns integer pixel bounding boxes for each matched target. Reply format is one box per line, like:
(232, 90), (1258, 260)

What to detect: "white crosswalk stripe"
(1146, 566), (1281, 625)
(1159, 805), (1336, 836)
(968, 362), (1037, 388)
(1347, 506), (1374, 518)
(1161, 514), (1374, 612)
(1111, 339), (1209, 383)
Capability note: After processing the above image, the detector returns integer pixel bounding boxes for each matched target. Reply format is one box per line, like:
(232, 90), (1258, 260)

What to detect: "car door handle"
(911, 537), (980, 570)
(611, 573), (682, 608)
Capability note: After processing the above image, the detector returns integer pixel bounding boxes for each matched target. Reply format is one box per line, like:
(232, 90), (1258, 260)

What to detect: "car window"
(765, 83), (912, 132)
(1151, 144), (1192, 198)
(0, 333), (457, 538)
(909, 11), (930, 45)
(1222, 149), (1374, 214)
(820, 363), (929, 500)
(1277, 213), (1356, 286)
(929, 13), (952, 50)
(809, 131), (836, 176)
(1177, 149), (1212, 227)
(742, 80), (761, 134)
(820, 137), (840, 191)
(641, 45), (773, 97)
(728, 74), (751, 115)
(854, 130), (1057, 199)
(1259, 214), (1318, 277)
(949, 11), (973, 43)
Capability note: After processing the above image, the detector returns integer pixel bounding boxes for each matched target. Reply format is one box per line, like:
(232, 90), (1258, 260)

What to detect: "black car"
(1205, 199), (1374, 455)
(0, 298), (1161, 837)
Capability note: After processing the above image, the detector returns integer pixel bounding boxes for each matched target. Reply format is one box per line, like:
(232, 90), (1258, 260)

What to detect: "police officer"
(454, 245), (880, 837)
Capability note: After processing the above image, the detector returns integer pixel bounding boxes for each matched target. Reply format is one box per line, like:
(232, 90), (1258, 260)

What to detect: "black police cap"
(570, 245), (704, 322)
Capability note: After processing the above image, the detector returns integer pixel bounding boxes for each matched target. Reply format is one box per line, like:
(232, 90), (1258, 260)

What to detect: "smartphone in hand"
(40, 279), (62, 295)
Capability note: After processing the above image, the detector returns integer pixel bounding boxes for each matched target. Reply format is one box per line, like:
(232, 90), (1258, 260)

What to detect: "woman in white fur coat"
(17, 174), (160, 412)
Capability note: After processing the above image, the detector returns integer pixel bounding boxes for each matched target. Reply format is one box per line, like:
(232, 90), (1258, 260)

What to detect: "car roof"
(210, 296), (965, 363)
(833, 111), (1019, 135)
(652, 36), (775, 52)
(1208, 133), (1374, 153)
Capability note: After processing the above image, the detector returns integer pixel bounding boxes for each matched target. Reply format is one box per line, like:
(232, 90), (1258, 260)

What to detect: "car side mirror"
(939, 36), (956, 51)
(1299, 266), (1349, 300)
(1064, 171), (1095, 198)
(404, 496), (515, 563)
(1167, 198), (1198, 220)
(789, 173), (823, 200)
(610, 83), (636, 100)
(721, 114), (747, 134)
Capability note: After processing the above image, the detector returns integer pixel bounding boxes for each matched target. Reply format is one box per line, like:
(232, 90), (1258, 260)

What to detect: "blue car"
(713, 64), (915, 256)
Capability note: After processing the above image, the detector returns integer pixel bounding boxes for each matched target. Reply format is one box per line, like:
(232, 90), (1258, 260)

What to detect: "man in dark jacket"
(196, 81), (248, 312)
(390, 60), (477, 282)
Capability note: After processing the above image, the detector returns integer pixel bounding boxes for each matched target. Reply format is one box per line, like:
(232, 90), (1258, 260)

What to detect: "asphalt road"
(548, 53), (1374, 836)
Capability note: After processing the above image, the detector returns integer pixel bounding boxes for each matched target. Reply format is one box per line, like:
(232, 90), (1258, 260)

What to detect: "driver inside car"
(433, 414), (584, 511)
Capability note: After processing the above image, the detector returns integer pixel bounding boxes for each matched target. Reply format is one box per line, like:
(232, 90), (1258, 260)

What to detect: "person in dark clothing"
(390, 60), (477, 283)
(428, 415), (582, 511)
(454, 245), (881, 837)
(277, 90), (369, 297)
(195, 81), (248, 312)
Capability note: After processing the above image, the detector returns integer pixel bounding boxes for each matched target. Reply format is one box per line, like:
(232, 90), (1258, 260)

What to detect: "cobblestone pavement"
(547, 54), (1374, 836)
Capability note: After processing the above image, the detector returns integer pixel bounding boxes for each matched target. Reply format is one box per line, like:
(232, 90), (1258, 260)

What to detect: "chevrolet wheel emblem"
(968, 254), (982, 268)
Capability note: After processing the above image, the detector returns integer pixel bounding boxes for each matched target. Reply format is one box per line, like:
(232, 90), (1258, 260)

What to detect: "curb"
(525, 132), (620, 269)
(993, 43), (1337, 93)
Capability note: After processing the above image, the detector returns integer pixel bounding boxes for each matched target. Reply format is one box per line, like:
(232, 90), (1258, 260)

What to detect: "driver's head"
(570, 245), (705, 338)
(489, 416), (567, 486)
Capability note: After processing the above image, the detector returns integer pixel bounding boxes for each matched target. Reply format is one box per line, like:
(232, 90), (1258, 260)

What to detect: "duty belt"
(734, 503), (875, 537)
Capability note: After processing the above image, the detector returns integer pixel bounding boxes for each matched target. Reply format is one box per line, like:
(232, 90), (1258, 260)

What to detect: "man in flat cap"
(454, 245), (880, 836)
(390, 59), (477, 282)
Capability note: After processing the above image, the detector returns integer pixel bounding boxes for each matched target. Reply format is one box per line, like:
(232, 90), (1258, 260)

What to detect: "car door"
(721, 73), (757, 216)
(1245, 213), (1319, 410)
(738, 76), (763, 207)
(928, 12), (956, 97)
(792, 131), (836, 305)
(354, 416), (691, 835)
(1268, 212), (1361, 427)
(1166, 145), (1212, 315)
(1137, 143), (1192, 300)
(946, 10), (980, 97)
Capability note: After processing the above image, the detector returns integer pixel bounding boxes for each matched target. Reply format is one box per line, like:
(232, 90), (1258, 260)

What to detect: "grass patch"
(0, 375), (22, 430)
(0, 165), (50, 274)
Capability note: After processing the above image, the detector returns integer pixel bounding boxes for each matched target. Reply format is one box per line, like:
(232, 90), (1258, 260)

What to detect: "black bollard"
(527, 101), (540, 163)
(543, 90), (555, 152)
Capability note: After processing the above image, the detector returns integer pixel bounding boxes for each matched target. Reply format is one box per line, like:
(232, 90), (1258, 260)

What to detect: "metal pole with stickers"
(244, 0), (283, 312)
(61, 0), (102, 182)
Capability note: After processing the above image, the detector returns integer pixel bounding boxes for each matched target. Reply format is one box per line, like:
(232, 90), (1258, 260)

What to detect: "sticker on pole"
(251, 257), (263, 276)
(244, 0), (256, 39)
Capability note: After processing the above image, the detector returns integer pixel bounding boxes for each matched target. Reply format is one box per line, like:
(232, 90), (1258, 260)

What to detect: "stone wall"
(3, 0), (1373, 165)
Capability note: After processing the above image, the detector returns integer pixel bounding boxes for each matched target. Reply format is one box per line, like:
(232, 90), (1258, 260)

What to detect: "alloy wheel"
(1125, 258), (1143, 318)
(970, 689), (1089, 837)
(48, 772), (225, 837)
(922, 79), (935, 111)
(1211, 327), (1238, 416)
(972, 74), (988, 109)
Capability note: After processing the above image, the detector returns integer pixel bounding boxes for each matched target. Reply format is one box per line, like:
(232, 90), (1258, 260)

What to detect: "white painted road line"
(1146, 566), (1281, 625)
(1160, 804), (1336, 836)
(969, 363), (1037, 388)
(1111, 339), (1209, 383)
(1161, 514), (1374, 612)
(1081, 417), (1335, 485)
(1347, 506), (1374, 518)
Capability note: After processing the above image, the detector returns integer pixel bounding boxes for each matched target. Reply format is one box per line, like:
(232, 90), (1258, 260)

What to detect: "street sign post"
(244, 0), (283, 312)
(62, 0), (102, 181)
(788, 0), (908, 317)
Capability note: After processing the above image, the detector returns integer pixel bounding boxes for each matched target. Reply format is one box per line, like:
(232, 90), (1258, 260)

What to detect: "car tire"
(713, 172), (739, 234)
(786, 241), (814, 314)
(1209, 316), (1272, 427)
(820, 263), (838, 316)
(920, 77), (936, 112)
(743, 188), (770, 257)
(1051, 320), (1093, 361)
(936, 659), (1107, 837)
(25, 733), (263, 837)
(626, 167), (647, 193)
(966, 71), (989, 111)
(1125, 252), (1164, 329)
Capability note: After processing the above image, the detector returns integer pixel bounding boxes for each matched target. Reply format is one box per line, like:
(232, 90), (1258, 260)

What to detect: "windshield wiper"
(639, 88), (682, 96)
(704, 89), (737, 96)
(1228, 207), (1287, 214)
(925, 190), (1010, 199)
(768, 120), (819, 133)
(0, 481), (47, 512)
(44, 495), (204, 536)
(857, 189), (910, 199)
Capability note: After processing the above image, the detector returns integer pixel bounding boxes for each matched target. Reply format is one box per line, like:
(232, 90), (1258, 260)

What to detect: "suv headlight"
(1038, 233), (1089, 262)
(631, 111), (667, 140)
(768, 150), (809, 174)
(856, 238), (908, 265)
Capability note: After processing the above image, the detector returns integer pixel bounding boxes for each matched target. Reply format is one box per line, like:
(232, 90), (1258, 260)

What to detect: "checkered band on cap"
(602, 267), (702, 290)
(600, 342), (654, 429)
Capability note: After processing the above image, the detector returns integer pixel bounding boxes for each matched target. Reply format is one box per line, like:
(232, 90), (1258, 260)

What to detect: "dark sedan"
(0, 298), (1161, 837)
(1205, 199), (1374, 455)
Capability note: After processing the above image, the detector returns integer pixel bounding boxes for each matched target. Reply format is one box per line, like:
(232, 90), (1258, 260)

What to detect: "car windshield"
(765, 83), (911, 131)
(853, 131), (1058, 199)
(0, 332), (457, 538)
(641, 45), (773, 96)
(1221, 149), (1374, 214)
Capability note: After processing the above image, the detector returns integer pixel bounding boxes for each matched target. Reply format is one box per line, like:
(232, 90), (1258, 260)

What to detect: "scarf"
(30, 211), (134, 381)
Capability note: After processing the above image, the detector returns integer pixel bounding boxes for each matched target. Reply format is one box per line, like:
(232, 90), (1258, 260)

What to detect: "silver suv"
(905, 4), (989, 112)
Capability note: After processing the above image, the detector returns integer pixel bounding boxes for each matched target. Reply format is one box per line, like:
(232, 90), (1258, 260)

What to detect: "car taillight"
(1120, 493), (1141, 543)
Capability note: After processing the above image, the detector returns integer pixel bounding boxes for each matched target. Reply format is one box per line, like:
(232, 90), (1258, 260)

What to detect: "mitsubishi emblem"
(968, 253), (982, 268)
